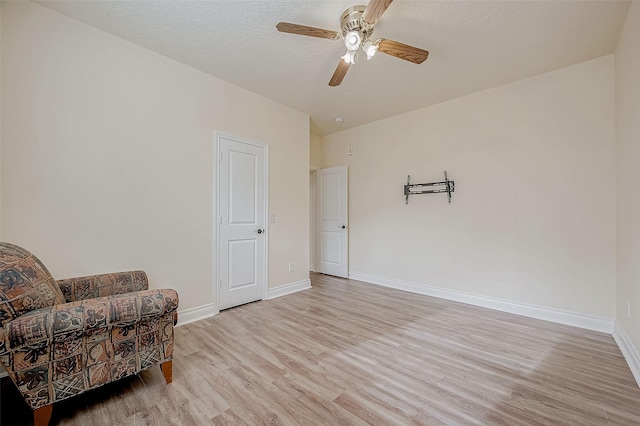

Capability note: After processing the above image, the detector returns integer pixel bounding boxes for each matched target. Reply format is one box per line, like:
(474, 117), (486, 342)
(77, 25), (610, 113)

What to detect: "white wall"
(615, 1), (640, 376)
(323, 55), (616, 320)
(310, 133), (323, 171)
(1, 2), (310, 314)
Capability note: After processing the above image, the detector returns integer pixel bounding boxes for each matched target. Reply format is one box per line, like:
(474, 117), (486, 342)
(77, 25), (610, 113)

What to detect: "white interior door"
(317, 165), (348, 277)
(218, 135), (267, 310)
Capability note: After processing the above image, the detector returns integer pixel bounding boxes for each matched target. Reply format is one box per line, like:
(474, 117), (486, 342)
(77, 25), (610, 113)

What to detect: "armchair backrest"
(0, 242), (66, 327)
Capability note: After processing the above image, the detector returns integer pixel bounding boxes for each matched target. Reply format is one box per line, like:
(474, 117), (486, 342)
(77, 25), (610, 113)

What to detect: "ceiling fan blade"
(276, 22), (341, 40)
(362, 0), (394, 25)
(378, 39), (429, 64)
(329, 60), (350, 87)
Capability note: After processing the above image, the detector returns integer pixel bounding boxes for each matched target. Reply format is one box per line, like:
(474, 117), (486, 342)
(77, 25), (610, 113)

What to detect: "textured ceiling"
(37, 0), (631, 136)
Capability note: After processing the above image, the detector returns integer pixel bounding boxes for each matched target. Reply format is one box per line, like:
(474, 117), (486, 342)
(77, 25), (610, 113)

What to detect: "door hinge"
(219, 151), (222, 162)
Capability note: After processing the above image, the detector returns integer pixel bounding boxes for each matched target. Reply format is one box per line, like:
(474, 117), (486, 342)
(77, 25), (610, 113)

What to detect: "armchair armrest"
(57, 270), (149, 303)
(2, 289), (178, 352)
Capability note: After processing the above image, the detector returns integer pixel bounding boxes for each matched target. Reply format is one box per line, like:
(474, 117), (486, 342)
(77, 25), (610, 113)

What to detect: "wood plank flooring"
(2, 273), (640, 425)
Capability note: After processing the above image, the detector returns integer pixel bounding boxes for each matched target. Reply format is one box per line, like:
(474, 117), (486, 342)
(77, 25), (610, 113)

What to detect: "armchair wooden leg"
(160, 360), (173, 384)
(34, 404), (53, 426)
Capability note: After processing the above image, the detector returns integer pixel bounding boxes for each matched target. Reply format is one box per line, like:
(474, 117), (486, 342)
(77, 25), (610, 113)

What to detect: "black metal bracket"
(404, 171), (455, 204)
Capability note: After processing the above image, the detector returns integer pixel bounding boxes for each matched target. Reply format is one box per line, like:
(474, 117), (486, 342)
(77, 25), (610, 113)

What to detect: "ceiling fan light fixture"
(341, 50), (356, 65)
(363, 40), (379, 60)
(344, 30), (362, 51)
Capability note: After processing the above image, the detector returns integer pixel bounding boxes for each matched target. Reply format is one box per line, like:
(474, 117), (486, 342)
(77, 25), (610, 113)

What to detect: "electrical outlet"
(288, 262), (294, 272)
(271, 213), (276, 224)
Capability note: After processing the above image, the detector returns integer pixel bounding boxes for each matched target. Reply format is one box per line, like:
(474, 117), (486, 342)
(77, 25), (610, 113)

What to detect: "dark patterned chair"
(0, 242), (179, 426)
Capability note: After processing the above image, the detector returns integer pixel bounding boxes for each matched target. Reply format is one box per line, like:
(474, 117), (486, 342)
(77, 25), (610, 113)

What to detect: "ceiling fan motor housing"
(340, 5), (374, 41)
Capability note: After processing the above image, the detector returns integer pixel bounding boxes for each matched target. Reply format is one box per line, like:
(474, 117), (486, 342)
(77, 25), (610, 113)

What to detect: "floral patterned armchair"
(0, 242), (179, 425)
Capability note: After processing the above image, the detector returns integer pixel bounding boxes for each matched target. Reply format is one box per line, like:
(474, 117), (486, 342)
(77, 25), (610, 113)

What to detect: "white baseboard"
(613, 323), (640, 388)
(267, 279), (311, 299)
(348, 272), (614, 334)
(176, 279), (311, 326)
(176, 303), (217, 327)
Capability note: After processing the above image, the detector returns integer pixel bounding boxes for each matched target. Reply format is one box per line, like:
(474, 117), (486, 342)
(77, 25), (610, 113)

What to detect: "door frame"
(309, 168), (318, 272)
(215, 132), (269, 311)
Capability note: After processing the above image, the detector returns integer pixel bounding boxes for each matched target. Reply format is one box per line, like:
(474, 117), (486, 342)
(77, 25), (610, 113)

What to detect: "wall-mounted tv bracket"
(404, 171), (455, 204)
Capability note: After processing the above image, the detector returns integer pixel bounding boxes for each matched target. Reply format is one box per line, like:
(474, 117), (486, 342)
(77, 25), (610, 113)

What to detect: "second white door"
(218, 135), (266, 310)
(317, 165), (348, 278)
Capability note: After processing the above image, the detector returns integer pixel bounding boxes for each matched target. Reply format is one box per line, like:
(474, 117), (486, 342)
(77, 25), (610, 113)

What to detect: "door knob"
(340, 225), (346, 229)
(256, 229), (264, 234)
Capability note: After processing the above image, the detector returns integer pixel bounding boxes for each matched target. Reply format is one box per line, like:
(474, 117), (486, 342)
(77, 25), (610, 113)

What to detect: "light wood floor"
(3, 273), (640, 425)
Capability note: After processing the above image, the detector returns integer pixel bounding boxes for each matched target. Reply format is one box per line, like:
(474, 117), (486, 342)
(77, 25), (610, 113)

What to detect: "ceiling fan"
(276, 0), (429, 87)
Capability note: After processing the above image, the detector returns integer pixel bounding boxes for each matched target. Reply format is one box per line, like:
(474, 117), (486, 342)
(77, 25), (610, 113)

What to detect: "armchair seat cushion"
(0, 243), (66, 327)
